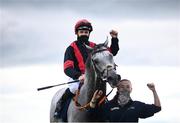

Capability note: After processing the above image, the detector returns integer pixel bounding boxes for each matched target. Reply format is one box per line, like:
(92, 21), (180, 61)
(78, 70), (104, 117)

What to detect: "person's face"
(117, 80), (132, 93)
(77, 30), (90, 37)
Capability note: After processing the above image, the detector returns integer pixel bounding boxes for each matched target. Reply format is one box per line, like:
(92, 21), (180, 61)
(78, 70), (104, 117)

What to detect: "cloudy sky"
(0, 0), (180, 123)
(1, 0), (179, 67)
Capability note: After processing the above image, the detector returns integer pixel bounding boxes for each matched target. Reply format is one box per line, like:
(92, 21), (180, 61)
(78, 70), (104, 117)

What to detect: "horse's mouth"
(107, 74), (121, 88)
(109, 84), (116, 88)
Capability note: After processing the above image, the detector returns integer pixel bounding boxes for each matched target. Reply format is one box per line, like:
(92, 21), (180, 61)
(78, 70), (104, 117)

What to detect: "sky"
(0, 0), (180, 123)
(1, 0), (179, 67)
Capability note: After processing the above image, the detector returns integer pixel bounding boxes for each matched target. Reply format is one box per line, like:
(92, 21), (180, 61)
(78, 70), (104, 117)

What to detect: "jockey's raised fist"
(110, 30), (118, 38)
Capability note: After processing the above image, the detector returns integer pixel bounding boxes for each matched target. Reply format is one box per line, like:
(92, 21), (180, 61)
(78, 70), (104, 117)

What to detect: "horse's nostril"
(117, 74), (121, 81)
(107, 76), (113, 81)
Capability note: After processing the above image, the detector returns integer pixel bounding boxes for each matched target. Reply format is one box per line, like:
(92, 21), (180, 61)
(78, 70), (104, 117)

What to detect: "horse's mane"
(85, 55), (92, 71)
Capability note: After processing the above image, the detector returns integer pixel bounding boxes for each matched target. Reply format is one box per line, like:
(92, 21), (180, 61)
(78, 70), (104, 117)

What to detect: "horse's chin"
(109, 80), (120, 88)
(106, 74), (121, 88)
(109, 83), (116, 88)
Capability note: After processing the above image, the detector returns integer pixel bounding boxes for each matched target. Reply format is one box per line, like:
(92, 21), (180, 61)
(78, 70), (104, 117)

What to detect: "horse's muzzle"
(107, 73), (121, 88)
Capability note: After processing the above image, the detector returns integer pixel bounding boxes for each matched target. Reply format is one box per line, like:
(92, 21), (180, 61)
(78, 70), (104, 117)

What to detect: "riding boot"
(54, 88), (75, 119)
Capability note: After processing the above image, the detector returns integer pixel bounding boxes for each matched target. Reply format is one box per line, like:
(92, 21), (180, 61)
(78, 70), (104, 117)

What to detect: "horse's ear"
(104, 36), (109, 47)
(85, 44), (93, 52)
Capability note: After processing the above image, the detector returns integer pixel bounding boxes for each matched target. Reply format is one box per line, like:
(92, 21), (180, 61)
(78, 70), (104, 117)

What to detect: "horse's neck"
(79, 67), (96, 103)
(79, 59), (106, 104)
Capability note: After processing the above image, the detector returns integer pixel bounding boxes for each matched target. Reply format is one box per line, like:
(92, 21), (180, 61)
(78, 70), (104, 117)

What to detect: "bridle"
(91, 48), (117, 83)
(73, 47), (116, 110)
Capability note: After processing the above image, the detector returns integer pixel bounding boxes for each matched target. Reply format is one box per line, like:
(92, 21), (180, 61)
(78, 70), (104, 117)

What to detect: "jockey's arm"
(64, 67), (81, 80)
(64, 46), (81, 80)
(109, 30), (119, 56)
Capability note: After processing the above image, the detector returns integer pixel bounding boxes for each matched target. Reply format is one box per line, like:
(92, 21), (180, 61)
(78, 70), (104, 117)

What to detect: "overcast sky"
(1, 0), (179, 67)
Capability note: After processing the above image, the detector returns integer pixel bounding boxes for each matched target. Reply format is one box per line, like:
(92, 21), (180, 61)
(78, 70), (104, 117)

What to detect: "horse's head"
(86, 38), (121, 88)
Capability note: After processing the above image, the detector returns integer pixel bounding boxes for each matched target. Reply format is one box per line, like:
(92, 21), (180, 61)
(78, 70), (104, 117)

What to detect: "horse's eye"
(93, 59), (99, 64)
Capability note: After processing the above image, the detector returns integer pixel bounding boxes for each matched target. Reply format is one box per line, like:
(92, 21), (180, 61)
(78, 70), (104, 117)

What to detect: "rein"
(73, 85), (114, 110)
(73, 87), (90, 110)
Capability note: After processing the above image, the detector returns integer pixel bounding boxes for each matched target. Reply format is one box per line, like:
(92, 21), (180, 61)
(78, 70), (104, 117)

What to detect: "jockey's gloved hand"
(110, 30), (118, 38)
(78, 74), (85, 83)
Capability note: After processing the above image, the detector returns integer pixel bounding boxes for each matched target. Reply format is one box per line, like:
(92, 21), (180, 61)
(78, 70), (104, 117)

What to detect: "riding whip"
(37, 79), (79, 91)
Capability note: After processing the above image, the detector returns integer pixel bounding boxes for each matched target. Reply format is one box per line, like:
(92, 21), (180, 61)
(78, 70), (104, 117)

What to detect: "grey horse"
(50, 40), (120, 122)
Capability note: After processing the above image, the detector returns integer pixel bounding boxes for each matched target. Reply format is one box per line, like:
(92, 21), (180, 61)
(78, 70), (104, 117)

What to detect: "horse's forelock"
(91, 43), (108, 56)
(94, 43), (107, 50)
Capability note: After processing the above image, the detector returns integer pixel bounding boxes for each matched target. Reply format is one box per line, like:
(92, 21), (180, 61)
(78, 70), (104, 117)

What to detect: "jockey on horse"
(54, 19), (120, 121)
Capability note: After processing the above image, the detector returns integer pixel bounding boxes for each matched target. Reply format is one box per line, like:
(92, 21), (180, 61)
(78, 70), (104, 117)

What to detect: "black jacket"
(63, 38), (119, 79)
(88, 99), (161, 122)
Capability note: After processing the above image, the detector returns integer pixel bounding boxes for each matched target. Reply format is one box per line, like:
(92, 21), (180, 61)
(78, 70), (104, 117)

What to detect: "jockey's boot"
(54, 88), (75, 119)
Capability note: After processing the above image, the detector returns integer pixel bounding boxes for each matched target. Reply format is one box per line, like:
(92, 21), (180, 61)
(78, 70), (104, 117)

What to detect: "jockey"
(54, 19), (120, 120)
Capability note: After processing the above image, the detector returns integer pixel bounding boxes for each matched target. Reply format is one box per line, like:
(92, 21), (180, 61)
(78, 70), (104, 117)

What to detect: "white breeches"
(68, 78), (80, 94)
